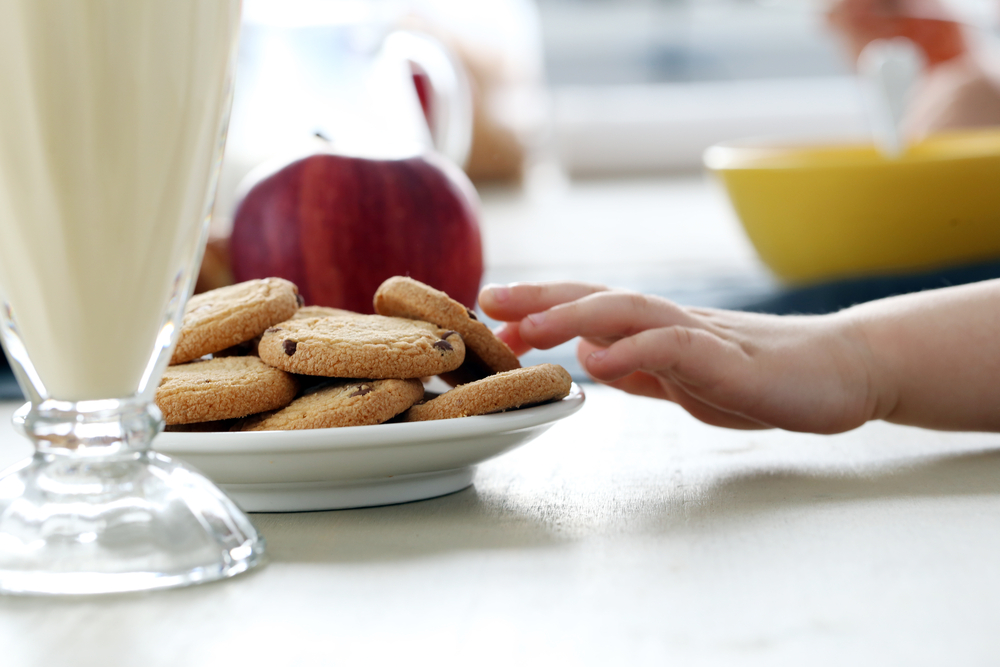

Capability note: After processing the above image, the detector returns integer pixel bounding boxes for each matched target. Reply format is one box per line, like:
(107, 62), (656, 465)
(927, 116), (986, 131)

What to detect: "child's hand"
(480, 282), (881, 433)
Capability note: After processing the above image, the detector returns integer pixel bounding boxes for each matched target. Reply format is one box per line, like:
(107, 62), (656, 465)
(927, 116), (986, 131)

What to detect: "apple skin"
(230, 151), (484, 314)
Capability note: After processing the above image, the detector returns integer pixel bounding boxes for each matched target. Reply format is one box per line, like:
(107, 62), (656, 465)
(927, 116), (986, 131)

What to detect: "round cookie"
(291, 305), (362, 320)
(156, 356), (299, 425)
(171, 278), (302, 365)
(238, 378), (424, 431)
(257, 314), (465, 379)
(373, 276), (520, 384)
(403, 363), (572, 422)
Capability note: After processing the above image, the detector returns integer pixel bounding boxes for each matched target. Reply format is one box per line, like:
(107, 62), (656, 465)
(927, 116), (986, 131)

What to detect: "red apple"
(229, 151), (483, 314)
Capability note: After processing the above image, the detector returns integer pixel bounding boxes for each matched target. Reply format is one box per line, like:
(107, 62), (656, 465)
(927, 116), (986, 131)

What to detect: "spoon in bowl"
(857, 37), (926, 158)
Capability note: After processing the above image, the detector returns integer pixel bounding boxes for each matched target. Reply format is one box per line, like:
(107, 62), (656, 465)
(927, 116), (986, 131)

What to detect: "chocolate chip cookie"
(257, 314), (466, 379)
(373, 276), (520, 385)
(171, 278), (302, 364)
(402, 363), (572, 421)
(292, 305), (361, 320)
(156, 356), (299, 425)
(238, 378), (424, 430)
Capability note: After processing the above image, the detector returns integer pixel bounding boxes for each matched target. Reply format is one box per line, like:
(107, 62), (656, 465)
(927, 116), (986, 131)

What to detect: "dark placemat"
(738, 259), (1000, 315)
(488, 259), (1000, 383)
(0, 358), (21, 401)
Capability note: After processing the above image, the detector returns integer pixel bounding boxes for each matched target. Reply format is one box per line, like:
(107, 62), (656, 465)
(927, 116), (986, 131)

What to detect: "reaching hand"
(480, 282), (882, 433)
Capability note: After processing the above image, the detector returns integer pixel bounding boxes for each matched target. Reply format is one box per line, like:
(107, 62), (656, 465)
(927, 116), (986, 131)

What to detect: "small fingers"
(666, 392), (770, 430)
(493, 321), (533, 357)
(479, 281), (608, 322)
(591, 370), (672, 400)
(583, 325), (743, 388)
(520, 291), (695, 351)
(577, 340), (768, 429)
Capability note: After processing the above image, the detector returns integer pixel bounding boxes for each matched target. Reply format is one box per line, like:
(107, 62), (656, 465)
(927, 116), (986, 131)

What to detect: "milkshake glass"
(0, 0), (264, 594)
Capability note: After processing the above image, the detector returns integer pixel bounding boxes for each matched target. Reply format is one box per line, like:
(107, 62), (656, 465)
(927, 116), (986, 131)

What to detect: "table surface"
(2, 177), (1000, 666)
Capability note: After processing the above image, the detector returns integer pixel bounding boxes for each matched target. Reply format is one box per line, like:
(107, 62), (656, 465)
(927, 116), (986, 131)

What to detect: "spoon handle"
(858, 37), (925, 158)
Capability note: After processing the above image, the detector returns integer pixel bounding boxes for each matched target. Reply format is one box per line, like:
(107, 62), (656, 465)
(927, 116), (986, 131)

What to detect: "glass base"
(0, 450), (264, 595)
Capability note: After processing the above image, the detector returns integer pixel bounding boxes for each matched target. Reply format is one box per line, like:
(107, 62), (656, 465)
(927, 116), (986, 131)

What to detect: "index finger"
(479, 281), (609, 321)
(518, 290), (697, 351)
(492, 321), (533, 357)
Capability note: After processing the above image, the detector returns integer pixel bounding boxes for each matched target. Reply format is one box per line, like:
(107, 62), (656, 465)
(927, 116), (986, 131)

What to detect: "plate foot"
(226, 467), (475, 512)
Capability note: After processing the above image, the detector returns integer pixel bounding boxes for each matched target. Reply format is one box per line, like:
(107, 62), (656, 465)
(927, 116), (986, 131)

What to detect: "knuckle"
(519, 283), (544, 301)
(646, 325), (686, 350)
(670, 326), (696, 350)
(627, 292), (648, 312)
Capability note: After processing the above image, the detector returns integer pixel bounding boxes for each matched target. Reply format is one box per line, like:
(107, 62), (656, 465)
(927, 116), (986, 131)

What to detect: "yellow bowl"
(704, 129), (1000, 284)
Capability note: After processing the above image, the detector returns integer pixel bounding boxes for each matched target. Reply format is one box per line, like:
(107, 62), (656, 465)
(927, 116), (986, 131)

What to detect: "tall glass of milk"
(0, 0), (264, 594)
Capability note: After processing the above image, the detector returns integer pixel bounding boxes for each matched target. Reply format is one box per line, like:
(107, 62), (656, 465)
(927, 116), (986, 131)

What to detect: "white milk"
(0, 0), (241, 401)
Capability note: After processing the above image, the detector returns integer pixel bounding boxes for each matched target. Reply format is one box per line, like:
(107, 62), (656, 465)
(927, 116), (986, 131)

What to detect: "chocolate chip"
(466, 308), (478, 321)
(296, 293), (305, 307)
(441, 331), (457, 339)
(283, 339), (298, 355)
(349, 384), (372, 397)
(265, 327), (282, 334)
(433, 339), (453, 351)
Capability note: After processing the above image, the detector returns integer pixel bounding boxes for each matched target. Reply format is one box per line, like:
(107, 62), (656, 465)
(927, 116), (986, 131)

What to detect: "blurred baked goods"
(827, 0), (1000, 139)
(904, 53), (1000, 139)
(405, 0), (548, 184)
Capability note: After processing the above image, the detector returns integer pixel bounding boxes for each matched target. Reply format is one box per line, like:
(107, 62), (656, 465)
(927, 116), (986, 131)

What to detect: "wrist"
(832, 306), (899, 424)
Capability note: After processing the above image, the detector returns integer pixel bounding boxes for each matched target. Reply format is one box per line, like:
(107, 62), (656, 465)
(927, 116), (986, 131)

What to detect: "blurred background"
(217, 0), (874, 192)
(539, 0), (865, 175)
(185, 0), (1000, 378)
(0, 0), (995, 394)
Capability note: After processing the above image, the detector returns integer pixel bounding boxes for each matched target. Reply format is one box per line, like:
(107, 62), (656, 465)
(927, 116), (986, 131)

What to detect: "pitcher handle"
(380, 31), (474, 169)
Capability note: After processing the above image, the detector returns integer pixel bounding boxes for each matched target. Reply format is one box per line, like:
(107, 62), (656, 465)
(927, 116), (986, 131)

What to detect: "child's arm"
(847, 279), (1000, 431)
(479, 279), (1000, 433)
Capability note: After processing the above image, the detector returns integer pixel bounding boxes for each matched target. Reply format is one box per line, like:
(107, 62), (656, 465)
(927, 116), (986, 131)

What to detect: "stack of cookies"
(156, 276), (573, 431)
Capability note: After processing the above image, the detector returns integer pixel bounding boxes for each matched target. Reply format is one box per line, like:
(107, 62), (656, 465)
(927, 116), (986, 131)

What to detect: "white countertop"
(0, 387), (999, 665)
(1, 176), (999, 665)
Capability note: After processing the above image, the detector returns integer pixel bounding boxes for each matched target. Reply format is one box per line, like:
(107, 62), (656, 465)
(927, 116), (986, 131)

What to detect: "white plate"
(155, 383), (585, 512)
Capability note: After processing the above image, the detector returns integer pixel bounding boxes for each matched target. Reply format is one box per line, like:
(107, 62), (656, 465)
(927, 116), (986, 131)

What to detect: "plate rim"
(155, 382), (586, 455)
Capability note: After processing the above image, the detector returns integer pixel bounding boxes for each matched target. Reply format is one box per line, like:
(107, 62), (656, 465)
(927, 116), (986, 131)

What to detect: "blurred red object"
(827, 0), (1000, 139)
(826, 0), (966, 67)
(402, 1), (547, 184)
